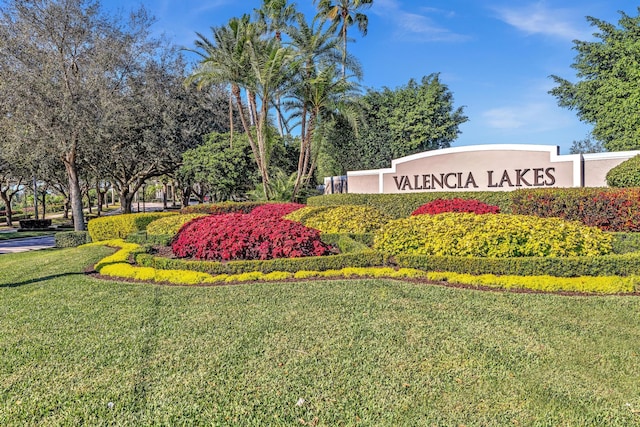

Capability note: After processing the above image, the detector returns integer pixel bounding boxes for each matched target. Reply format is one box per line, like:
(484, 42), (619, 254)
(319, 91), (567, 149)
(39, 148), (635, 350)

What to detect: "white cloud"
(492, 2), (590, 40)
(373, 0), (468, 42)
(482, 102), (574, 132)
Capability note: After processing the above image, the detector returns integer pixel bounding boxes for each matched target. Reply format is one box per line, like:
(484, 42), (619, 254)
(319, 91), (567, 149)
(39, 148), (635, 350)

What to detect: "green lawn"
(1, 247), (640, 426)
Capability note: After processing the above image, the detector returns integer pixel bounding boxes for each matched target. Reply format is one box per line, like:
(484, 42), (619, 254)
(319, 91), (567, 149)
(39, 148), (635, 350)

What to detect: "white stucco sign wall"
(345, 145), (640, 194)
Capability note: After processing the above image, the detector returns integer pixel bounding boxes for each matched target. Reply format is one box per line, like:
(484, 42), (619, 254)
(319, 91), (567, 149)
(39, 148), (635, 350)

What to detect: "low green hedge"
(320, 233), (372, 253)
(55, 231), (91, 248)
(87, 212), (177, 241)
(125, 231), (173, 246)
(395, 252), (640, 277)
(611, 232), (640, 254)
(307, 192), (514, 219)
(180, 201), (264, 215)
(136, 250), (390, 276)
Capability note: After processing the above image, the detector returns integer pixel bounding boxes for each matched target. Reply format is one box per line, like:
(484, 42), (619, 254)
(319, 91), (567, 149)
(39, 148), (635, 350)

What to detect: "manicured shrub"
(606, 155), (640, 187)
(307, 192), (514, 218)
(171, 213), (333, 261)
(137, 250), (389, 275)
(427, 271), (636, 294)
(87, 212), (177, 242)
(510, 187), (640, 232)
(55, 231), (91, 248)
(180, 201), (264, 215)
(375, 213), (612, 258)
(411, 198), (500, 215)
(611, 232), (640, 254)
(249, 203), (305, 219)
(395, 252), (640, 277)
(285, 205), (391, 234)
(146, 214), (206, 237)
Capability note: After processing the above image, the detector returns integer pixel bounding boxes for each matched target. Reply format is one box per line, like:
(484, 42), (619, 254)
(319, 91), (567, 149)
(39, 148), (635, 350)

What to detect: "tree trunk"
(119, 187), (136, 214)
(40, 192), (47, 219)
(0, 190), (13, 227)
(95, 181), (103, 216)
(63, 148), (86, 231)
(180, 186), (191, 208)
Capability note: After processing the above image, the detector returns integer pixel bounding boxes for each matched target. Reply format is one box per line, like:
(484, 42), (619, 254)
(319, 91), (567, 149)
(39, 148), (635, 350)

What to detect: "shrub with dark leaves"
(411, 198), (500, 216)
(172, 213), (333, 261)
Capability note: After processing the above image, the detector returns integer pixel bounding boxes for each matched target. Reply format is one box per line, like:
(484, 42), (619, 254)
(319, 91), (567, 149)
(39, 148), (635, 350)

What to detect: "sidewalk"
(0, 235), (56, 254)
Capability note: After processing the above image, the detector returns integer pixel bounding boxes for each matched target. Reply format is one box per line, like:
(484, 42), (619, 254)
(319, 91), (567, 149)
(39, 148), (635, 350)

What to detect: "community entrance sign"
(345, 144), (640, 194)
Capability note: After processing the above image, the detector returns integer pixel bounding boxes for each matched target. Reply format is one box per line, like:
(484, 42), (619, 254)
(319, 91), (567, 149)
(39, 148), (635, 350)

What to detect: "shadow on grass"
(0, 271), (91, 288)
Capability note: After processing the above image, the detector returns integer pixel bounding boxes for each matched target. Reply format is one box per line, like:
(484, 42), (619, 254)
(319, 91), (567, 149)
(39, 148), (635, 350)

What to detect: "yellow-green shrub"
(285, 205), (390, 234)
(427, 271), (636, 294)
(146, 214), (207, 237)
(88, 212), (177, 242)
(375, 213), (613, 258)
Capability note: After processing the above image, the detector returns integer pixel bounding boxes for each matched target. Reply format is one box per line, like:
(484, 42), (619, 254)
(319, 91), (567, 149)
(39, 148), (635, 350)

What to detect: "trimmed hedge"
(125, 231), (173, 247)
(285, 205), (391, 234)
(146, 214), (206, 237)
(510, 187), (640, 232)
(180, 201), (264, 215)
(395, 252), (640, 277)
(310, 188), (640, 232)
(612, 232), (640, 254)
(320, 233), (372, 253)
(55, 231), (91, 248)
(375, 213), (612, 258)
(307, 192), (514, 218)
(137, 250), (389, 275)
(87, 212), (177, 242)
(606, 155), (640, 187)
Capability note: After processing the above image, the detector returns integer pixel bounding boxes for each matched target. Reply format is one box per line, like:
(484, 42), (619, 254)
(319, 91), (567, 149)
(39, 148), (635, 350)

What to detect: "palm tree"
(285, 15), (362, 199)
(187, 16), (285, 199)
(255, 0), (299, 136)
(314, 0), (373, 78)
(255, 0), (298, 41)
(187, 15), (252, 148)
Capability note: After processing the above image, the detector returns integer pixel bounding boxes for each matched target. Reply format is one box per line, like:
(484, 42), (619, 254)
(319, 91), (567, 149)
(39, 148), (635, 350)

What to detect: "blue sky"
(104, 1), (636, 153)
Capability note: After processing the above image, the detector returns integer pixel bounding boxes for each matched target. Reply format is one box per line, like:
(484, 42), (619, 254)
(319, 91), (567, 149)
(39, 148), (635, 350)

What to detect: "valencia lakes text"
(392, 168), (556, 190)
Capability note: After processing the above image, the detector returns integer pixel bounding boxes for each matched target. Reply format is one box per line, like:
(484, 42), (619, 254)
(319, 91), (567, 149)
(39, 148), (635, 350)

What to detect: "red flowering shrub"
(250, 203), (305, 219)
(171, 213), (333, 261)
(511, 188), (640, 232)
(411, 198), (500, 216)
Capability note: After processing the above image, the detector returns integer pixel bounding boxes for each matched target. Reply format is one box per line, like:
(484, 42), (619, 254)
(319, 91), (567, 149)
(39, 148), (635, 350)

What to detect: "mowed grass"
(1, 247), (640, 426)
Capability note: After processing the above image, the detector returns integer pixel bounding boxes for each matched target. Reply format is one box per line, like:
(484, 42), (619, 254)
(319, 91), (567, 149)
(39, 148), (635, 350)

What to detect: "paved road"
(0, 235), (56, 254)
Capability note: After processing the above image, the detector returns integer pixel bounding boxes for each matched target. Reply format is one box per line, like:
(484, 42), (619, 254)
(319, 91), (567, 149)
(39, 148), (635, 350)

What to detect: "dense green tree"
(322, 75), (467, 175)
(606, 155), (640, 187)
(0, 0), (168, 230)
(178, 132), (258, 202)
(387, 74), (468, 158)
(550, 9), (640, 151)
(569, 136), (606, 154)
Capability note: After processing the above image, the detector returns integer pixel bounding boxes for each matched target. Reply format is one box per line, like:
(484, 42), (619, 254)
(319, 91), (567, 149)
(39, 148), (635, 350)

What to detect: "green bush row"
(136, 250), (390, 276)
(611, 232), (640, 254)
(55, 231), (91, 248)
(395, 252), (640, 277)
(510, 187), (640, 232)
(309, 188), (640, 232)
(87, 212), (176, 241)
(125, 231), (173, 247)
(285, 205), (390, 234)
(180, 201), (264, 215)
(146, 214), (206, 237)
(374, 213), (612, 258)
(320, 233), (372, 253)
(308, 192), (514, 219)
